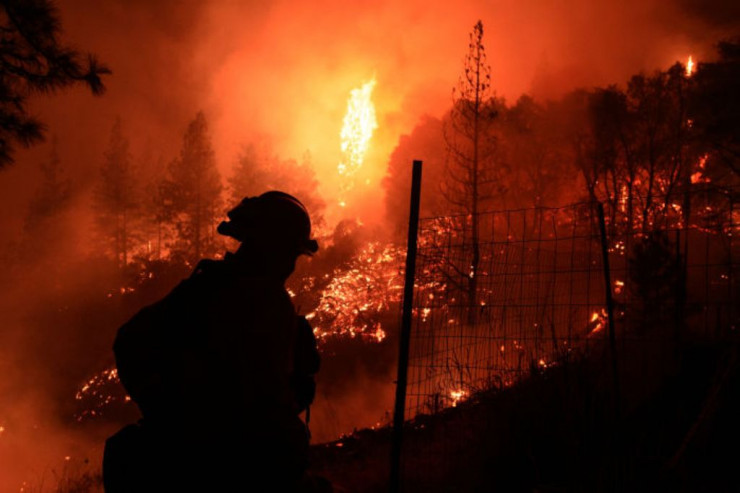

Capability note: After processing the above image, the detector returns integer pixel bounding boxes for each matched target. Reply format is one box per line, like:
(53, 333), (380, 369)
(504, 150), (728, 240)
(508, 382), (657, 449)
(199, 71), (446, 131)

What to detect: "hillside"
(310, 336), (740, 492)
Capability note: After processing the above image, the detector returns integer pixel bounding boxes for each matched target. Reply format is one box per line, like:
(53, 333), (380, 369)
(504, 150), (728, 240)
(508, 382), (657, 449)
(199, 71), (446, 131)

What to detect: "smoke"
(0, 0), (738, 488)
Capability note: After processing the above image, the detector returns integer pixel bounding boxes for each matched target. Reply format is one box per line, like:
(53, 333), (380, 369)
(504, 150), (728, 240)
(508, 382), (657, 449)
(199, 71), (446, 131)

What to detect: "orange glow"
(686, 55), (694, 77)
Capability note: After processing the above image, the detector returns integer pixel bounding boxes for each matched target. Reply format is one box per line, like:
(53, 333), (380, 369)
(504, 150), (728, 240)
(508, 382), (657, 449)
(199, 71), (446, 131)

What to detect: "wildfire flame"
(449, 389), (467, 407)
(686, 55), (694, 77)
(589, 309), (608, 335)
(338, 78), (378, 205)
(691, 153), (710, 184)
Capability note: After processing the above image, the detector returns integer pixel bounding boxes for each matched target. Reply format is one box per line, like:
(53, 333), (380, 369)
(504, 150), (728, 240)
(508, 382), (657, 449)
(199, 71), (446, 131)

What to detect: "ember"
(589, 309), (608, 335)
(449, 389), (467, 407)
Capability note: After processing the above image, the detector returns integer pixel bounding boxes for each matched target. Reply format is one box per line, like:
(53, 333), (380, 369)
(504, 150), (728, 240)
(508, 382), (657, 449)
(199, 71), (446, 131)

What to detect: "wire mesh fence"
(406, 202), (608, 416)
(397, 188), (740, 489)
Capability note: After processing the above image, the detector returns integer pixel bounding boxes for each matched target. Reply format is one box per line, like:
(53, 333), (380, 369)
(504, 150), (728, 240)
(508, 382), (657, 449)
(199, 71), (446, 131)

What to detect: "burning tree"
(580, 61), (703, 235)
(442, 20), (499, 321)
(94, 118), (139, 269)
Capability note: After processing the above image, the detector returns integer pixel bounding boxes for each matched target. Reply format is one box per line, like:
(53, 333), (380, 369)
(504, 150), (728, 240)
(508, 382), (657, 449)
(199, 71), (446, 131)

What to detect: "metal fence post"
(390, 160), (423, 493)
(597, 202), (621, 416)
(597, 202), (622, 492)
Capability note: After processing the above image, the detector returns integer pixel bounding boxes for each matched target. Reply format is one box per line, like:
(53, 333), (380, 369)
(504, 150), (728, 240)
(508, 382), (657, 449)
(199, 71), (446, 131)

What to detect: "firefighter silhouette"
(103, 191), (326, 492)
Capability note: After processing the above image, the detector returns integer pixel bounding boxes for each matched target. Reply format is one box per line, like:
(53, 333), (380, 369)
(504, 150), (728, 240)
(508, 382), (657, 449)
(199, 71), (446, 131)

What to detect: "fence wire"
(406, 202), (607, 417)
(398, 188), (739, 490)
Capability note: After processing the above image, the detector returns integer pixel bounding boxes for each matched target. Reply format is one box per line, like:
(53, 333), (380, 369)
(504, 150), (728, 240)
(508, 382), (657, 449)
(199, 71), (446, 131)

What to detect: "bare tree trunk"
(468, 43), (481, 326)
(122, 209), (128, 268)
(195, 187), (201, 262)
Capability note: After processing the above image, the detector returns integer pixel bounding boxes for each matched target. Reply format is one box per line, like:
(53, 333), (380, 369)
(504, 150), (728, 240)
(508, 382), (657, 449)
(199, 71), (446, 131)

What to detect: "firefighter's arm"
(292, 315), (320, 411)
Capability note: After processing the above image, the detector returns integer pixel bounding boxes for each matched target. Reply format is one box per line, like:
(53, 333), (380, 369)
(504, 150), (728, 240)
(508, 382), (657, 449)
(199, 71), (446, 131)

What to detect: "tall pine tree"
(442, 20), (499, 321)
(166, 111), (223, 263)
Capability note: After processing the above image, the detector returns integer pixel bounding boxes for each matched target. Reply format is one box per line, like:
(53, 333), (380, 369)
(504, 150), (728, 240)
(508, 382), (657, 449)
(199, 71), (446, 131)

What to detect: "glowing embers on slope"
(74, 367), (130, 422)
(337, 78), (378, 207)
(307, 241), (404, 342)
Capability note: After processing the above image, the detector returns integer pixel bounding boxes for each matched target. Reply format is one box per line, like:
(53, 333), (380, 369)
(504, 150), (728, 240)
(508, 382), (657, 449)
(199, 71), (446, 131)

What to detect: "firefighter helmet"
(217, 191), (319, 255)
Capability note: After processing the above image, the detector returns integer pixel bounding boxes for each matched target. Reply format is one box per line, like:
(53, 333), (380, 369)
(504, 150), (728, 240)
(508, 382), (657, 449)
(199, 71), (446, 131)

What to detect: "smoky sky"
(0, 0), (738, 238)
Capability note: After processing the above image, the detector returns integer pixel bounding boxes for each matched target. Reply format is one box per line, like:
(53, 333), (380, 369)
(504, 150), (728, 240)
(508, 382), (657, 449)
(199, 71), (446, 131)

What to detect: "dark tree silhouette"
(690, 38), (740, 177)
(95, 118), (139, 269)
(228, 145), (325, 230)
(382, 115), (447, 235)
(502, 95), (571, 211)
(582, 65), (697, 234)
(0, 0), (110, 168)
(164, 111), (223, 263)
